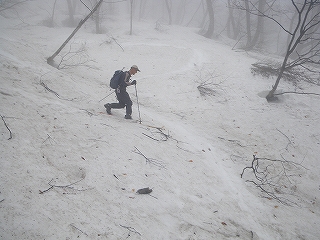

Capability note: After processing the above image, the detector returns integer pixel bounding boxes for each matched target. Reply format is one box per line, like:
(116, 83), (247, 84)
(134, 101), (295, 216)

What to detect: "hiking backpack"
(110, 70), (124, 89)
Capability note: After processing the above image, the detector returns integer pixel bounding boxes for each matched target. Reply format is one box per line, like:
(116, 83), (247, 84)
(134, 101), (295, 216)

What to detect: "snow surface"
(1, 4), (320, 240)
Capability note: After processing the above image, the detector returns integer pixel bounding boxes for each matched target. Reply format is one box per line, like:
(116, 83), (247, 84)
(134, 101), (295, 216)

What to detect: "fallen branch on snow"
(70, 223), (88, 237)
(134, 146), (166, 169)
(0, 114), (12, 140)
(142, 127), (170, 142)
(274, 91), (320, 97)
(120, 224), (141, 237)
(39, 178), (92, 194)
(241, 155), (307, 206)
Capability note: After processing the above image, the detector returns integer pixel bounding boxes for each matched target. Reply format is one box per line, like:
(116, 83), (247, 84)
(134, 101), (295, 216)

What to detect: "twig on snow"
(274, 91), (320, 97)
(218, 136), (246, 147)
(39, 177), (91, 194)
(70, 223), (88, 237)
(1, 114), (12, 140)
(241, 155), (307, 206)
(39, 74), (75, 101)
(142, 127), (170, 142)
(111, 36), (124, 51)
(40, 79), (61, 99)
(134, 146), (166, 169)
(42, 134), (56, 145)
(80, 109), (97, 117)
(119, 224), (141, 237)
(276, 128), (294, 150)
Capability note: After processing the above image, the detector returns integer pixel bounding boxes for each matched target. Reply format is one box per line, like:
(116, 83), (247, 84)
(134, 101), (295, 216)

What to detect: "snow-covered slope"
(1, 6), (320, 240)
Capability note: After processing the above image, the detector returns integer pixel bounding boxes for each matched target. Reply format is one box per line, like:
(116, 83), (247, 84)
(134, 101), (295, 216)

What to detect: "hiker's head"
(130, 65), (140, 75)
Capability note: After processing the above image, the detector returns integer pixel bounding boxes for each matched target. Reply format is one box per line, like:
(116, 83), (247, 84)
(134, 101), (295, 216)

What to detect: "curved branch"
(274, 91), (320, 96)
(0, 114), (12, 140)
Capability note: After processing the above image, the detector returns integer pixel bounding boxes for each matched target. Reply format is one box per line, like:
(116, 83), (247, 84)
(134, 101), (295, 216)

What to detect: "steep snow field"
(1, 4), (320, 240)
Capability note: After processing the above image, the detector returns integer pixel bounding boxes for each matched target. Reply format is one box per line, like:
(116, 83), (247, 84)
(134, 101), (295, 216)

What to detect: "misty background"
(0, 0), (306, 55)
(1, 1), (320, 239)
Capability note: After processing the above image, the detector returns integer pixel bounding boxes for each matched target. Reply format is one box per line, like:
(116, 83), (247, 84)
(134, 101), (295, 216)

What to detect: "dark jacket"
(118, 71), (131, 92)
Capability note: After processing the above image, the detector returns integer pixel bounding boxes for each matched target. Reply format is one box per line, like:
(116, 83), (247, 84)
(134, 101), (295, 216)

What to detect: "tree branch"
(0, 114), (12, 140)
(274, 91), (320, 96)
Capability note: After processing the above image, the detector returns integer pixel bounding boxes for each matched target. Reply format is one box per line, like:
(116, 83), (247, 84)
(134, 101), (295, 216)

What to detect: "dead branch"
(134, 146), (166, 169)
(245, 180), (293, 205)
(111, 36), (124, 51)
(218, 137), (246, 147)
(142, 127), (170, 142)
(142, 133), (159, 141)
(195, 69), (226, 97)
(100, 35), (125, 51)
(47, 0), (103, 66)
(0, 0), (28, 12)
(274, 91), (320, 97)
(39, 178), (91, 194)
(0, 114), (12, 140)
(241, 155), (307, 206)
(251, 61), (320, 86)
(57, 42), (96, 70)
(81, 109), (96, 117)
(42, 134), (56, 145)
(119, 224), (141, 237)
(40, 79), (61, 99)
(39, 78), (74, 101)
(276, 128), (294, 151)
(70, 224), (88, 237)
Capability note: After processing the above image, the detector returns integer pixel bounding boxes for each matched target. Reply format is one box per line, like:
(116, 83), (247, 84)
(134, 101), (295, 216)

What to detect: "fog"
(2, 0), (303, 54)
(1, 0), (320, 239)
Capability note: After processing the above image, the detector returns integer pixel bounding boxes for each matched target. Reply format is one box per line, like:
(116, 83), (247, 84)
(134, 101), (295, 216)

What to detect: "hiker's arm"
(124, 72), (131, 86)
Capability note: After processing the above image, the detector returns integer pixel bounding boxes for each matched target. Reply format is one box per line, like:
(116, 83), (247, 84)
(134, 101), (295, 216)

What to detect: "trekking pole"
(134, 84), (142, 123)
(98, 89), (115, 102)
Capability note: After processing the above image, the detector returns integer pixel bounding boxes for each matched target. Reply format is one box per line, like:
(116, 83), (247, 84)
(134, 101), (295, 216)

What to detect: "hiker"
(104, 65), (140, 119)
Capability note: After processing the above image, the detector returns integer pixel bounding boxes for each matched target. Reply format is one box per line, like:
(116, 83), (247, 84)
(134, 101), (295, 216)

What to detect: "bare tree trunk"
(266, 56), (288, 101)
(186, 1), (202, 27)
(66, 0), (77, 27)
(130, 0), (133, 35)
(226, 0), (238, 39)
(204, 0), (214, 38)
(165, 0), (172, 25)
(175, 0), (187, 25)
(92, 0), (103, 34)
(48, 0), (58, 28)
(266, 0), (320, 101)
(138, 0), (147, 20)
(47, 0), (103, 67)
(249, 0), (266, 49)
(244, 0), (252, 48)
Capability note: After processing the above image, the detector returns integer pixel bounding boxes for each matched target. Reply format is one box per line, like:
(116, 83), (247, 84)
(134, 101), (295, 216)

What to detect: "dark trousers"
(110, 90), (132, 116)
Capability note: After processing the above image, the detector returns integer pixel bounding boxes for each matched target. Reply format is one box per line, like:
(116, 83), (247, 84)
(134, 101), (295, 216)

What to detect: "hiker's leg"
(110, 102), (125, 109)
(110, 92), (126, 109)
(123, 92), (133, 116)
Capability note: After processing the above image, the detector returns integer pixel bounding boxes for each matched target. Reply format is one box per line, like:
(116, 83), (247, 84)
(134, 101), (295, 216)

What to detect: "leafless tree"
(65, 0), (79, 27)
(204, 0), (215, 38)
(0, 0), (28, 14)
(138, 0), (147, 20)
(42, 0), (58, 28)
(264, 0), (320, 100)
(226, 0), (240, 39)
(130, 0), (134, 35)
(186, 1), (204, 27)
(232, 0), (267, 50)
(47, 0), (103, 67)
(164, 0), (172, 25)
(86, 0), (104, 34)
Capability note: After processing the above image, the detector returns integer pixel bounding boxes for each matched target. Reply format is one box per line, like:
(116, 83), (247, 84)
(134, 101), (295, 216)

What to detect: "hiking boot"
(104, 103), (112, 115)
(124, 115), (132, 119)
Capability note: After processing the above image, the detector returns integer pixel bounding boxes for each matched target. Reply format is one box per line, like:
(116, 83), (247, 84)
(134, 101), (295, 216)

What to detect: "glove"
(131, 80), (137, 85)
